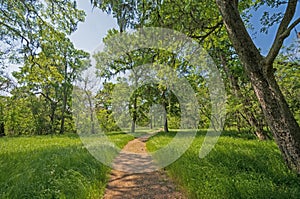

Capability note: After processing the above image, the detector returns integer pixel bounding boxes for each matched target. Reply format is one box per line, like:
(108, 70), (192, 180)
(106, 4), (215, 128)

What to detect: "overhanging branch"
(265, 0), (298, 67)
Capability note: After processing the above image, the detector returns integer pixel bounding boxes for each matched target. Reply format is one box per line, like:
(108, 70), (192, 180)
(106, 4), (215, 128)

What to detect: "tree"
(94, 29), (164, 132)
(0, 0), (85, 64)
(215, 0), (300, 173)
(1, 0), (88, 135)
(95, 31), (192, 133)
(148, 0), (270, 138)
(13, 33), (89, 134)
(91, 0), (270, 139)
(0, 72), (14, 136)
(95, 82), (120, 132)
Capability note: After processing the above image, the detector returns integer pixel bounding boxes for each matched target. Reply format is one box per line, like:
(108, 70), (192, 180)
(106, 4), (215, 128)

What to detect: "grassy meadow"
(147, 130), (300, 199)
(1, 129), (300, 199)
(0, 132), (134, 198)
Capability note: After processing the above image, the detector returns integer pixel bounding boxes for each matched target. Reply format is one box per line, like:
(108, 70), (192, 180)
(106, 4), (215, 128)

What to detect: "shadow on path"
(103, 130), (186, 199)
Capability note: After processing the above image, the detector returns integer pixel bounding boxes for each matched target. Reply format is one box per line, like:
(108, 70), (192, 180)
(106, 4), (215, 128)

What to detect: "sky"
(248, 4), (300, 55)
(68, 0), (118, 54)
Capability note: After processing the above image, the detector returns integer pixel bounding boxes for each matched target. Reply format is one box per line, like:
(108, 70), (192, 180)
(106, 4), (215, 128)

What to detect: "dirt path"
(103, 131), (186, 199)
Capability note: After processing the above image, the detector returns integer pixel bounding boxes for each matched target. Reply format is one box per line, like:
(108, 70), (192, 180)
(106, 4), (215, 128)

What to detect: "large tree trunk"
(216, 0), (300, 173)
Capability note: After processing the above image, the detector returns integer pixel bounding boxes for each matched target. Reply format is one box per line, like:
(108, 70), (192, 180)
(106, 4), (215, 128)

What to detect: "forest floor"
(103, 130), (186, 199)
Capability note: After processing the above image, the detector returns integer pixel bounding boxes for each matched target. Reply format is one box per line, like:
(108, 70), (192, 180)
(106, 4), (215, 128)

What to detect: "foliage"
(94, 82), (120, 132)
(0, 0), (85, 65)
(275, 42), (300, 122)
(0, 0), (89, 135)
(91, 0), (274, 139)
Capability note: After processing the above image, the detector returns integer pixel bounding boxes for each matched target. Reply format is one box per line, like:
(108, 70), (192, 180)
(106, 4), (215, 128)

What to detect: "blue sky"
(248, 3), (300, 55)
(69, 1), (299, 56)
(69, 0), (118, 53)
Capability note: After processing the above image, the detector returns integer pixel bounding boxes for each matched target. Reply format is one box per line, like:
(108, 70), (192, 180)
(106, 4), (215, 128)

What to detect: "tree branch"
(284, 17), (300, 37)
(265, 0), (298, 66)
(34, 90), (59, 105)
(188, 21), (223, 43)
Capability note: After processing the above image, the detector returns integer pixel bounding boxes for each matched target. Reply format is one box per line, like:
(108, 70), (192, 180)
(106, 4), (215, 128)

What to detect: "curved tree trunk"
(216, 0), (300, 173)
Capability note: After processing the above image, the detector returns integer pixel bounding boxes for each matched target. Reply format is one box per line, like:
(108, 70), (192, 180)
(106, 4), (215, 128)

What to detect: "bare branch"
(283, 17), (300, 37)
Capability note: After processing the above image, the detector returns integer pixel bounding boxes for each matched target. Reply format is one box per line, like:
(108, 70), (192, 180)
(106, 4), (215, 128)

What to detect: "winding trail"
(103, 131), (186, 199)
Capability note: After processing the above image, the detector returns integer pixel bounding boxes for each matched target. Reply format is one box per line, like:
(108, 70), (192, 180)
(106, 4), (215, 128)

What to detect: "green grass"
(0, 132), (134, 199)
(147, 130), (300, 199)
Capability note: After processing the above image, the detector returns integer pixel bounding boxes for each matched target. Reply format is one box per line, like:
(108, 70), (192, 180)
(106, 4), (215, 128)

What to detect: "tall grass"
(147, 130), (300, 199)
(0, 132), (133, 198)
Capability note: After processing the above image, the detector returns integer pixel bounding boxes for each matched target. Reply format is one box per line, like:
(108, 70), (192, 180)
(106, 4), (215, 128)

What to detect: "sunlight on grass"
(147, 130), (300, 199)
(0, 132), (133, 198)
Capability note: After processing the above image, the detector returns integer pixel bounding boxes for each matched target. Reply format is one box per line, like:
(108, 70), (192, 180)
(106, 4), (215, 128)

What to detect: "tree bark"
(131, 120), (136, 133)
(0, 122), (4, 136)
(251, 71), (300, 171)
(0, 102), (4, 136)
(163, 109), (168, 132)
(216, 0), (300, 173)
(59, 92), (67, 134)
(131, 95), (137, 133)
(49, 102), (57, 134)
(162, 91), (169, 132)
